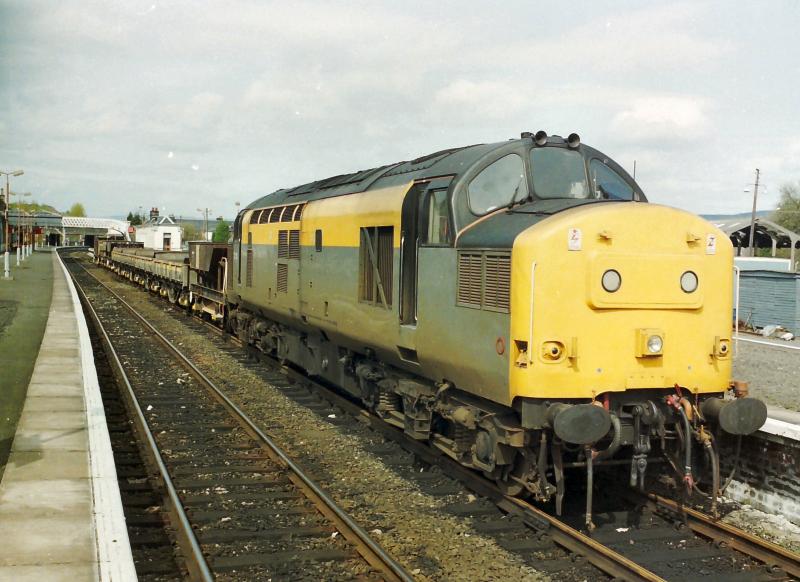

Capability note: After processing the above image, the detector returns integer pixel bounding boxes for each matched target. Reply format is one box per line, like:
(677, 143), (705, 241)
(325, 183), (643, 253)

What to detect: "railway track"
(251, 365), (800, 582)
(62, 251), (413, 581)
(70, 250), (800, 581)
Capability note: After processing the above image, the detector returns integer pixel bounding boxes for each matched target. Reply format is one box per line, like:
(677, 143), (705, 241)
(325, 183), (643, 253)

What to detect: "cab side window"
(425, 189), (451, 245)
(590, 159), (634, 200)
(468, 154), (526, 215)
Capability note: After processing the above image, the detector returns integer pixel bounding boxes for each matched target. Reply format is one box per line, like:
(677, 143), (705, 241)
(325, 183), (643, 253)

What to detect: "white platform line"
(735, 334), (800, 351)
(57, 251), (138, 582)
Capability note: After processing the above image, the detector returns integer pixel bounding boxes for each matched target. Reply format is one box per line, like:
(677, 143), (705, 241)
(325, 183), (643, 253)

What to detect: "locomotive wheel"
(495, 453), (533, 497)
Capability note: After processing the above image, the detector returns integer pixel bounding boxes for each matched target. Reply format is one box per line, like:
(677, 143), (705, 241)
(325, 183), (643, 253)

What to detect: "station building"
(134, 207), (182, 251)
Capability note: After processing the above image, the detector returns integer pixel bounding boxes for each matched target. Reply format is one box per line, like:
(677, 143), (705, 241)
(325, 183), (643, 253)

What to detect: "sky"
(1, 1), (799, 219)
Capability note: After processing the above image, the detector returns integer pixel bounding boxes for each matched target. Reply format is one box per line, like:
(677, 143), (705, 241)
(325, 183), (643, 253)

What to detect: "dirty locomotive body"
(99, 133), (767, 523)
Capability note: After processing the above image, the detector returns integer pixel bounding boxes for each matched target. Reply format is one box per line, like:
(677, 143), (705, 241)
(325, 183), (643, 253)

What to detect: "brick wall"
(719, 430), (800, 525)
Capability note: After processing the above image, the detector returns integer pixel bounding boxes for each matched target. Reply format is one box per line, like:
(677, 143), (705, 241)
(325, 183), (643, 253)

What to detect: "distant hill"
(700, 210), (772, 221)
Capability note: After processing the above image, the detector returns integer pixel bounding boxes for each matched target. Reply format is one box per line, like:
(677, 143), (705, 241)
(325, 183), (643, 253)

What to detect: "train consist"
(96, 132), (767, 528)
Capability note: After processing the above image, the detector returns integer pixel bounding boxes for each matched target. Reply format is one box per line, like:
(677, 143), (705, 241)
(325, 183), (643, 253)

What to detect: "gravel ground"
(722, 503), (800, 554)
(733, 339), (800, 412)
(87, 261), (547, 582)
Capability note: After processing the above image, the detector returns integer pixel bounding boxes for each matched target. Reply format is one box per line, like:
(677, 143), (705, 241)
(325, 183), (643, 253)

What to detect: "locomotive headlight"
(601, 269), (621, 292)
(647, 334), (664, 354)
(680, 270), (698, 293)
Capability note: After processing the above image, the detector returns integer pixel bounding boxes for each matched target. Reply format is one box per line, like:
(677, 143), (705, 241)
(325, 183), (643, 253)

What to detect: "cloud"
(611, 96), (710, 142)
(0, 1), (796, 219)
(433, 80), (529, 120)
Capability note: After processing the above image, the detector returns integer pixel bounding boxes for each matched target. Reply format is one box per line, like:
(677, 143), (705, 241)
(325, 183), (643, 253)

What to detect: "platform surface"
(0, 250), (136, 581)
(0, 250), (53, 476)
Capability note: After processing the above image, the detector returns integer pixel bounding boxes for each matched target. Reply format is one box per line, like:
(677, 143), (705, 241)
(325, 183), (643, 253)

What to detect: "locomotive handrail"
(528, 261), (536, 364)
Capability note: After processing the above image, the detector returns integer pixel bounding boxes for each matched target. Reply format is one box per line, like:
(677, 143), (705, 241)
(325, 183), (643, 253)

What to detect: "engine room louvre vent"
(277, 263), (288, 293)
(457, 253), (482, 307)
(288, 230), (300, 259)
(483, 254), (511, 312)
(457, 251), (511, 313)
(246, 249), (254, 287)
(278, 230), (288, 259)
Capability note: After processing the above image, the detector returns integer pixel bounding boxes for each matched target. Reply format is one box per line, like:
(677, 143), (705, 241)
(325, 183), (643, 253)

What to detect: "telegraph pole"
(197, 207), (211, 241)
(747, 169), (761, 257)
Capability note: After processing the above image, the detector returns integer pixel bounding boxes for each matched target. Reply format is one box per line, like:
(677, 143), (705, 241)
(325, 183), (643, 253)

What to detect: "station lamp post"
(1, 169), (24, 280)
(16, 192), (31, 263)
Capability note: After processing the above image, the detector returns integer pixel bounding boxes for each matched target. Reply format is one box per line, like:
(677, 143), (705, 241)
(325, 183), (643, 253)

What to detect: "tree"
(181, 221), (198, 241)
(212, 220), (230, 242)
(65, 202), (86, 217)
(771, 181), (800, 235)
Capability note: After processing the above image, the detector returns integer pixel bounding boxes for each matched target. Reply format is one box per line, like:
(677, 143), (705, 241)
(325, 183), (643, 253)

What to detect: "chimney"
(150, 207), (159, 221)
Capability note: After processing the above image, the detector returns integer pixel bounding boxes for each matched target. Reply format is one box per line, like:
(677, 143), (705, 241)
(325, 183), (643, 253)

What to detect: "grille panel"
(278, 230), (288, 259)
(277, 263), (288, 293)
(457, 251), (510, 313)
(288, 230), (300, 259)
(457, 253), (483, 307)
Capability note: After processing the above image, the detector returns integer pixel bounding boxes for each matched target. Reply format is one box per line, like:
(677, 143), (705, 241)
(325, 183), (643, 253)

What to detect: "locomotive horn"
(534, 130), (548, 146)
(700, 397), (767, 435)
(567, 133), (581, 148)
(547, 403), (611, 444)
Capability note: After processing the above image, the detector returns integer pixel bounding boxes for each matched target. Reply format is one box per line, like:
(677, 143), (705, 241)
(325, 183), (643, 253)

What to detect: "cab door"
(399, 178), (453, 326)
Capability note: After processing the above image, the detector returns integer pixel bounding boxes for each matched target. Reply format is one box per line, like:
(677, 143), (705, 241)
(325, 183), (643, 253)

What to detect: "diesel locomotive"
(101, 131), (768, 528)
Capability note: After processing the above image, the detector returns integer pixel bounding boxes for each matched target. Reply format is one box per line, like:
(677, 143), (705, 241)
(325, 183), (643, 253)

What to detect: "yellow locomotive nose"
(508, 202), (733, 401)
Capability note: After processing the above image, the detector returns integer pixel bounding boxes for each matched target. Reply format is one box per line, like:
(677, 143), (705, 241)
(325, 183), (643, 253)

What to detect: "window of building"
(359, 226), (393, 308)
(468, 154), (527, 215)
(589, 159), (634, 200)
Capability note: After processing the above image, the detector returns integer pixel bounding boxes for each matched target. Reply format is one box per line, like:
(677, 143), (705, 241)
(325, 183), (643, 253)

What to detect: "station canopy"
(62, 216), (130, 237)
(712, 217), (799, 267)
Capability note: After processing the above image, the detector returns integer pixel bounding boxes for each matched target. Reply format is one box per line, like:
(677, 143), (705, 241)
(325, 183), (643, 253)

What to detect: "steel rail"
(67, 261), (214, 582)
(69, 255), (414, 582)
(298, 379), (664, 581)
(647, 494), (800, 579)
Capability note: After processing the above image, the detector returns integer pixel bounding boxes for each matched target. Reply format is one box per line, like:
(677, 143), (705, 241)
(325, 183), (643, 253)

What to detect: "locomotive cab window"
(530, 147), (590, 199)
(424, 189), (451, 245)
(468, 153), (527, 215)
(590, 159), (634, 200)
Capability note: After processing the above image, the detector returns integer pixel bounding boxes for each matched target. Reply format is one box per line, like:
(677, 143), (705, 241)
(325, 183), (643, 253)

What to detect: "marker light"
(680, 271), (698, 293)
(601, 269), (621, 292)
(647, 335), (664, 354)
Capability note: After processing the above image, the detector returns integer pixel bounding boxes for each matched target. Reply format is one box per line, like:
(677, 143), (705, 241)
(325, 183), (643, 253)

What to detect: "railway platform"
(0, 249), (136, 580)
